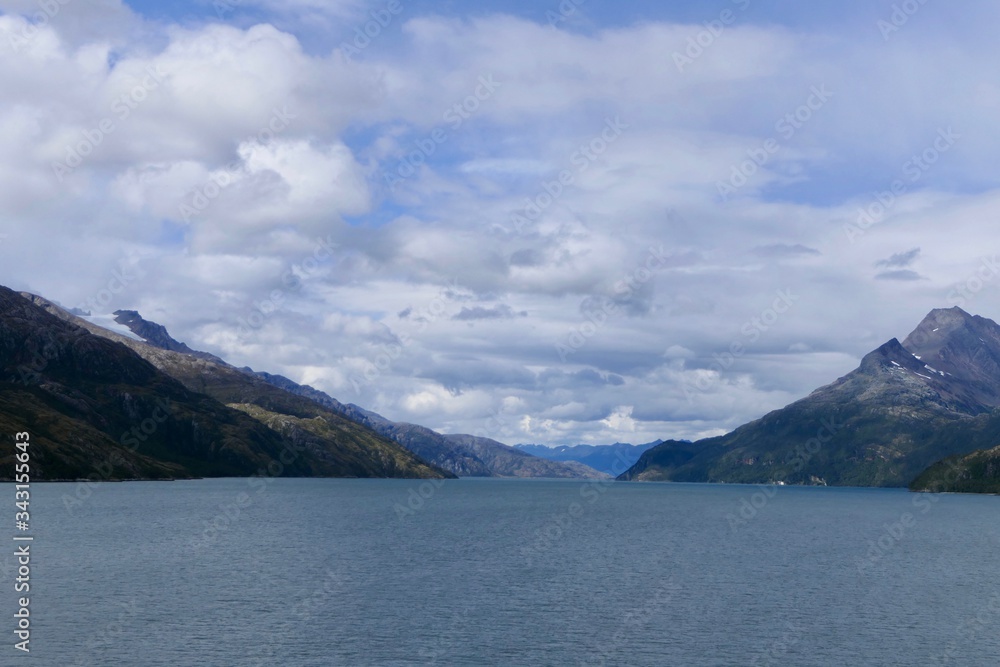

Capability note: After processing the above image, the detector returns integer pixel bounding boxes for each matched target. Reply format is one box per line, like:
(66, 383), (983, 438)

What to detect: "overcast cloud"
(2, 0), (999, 445)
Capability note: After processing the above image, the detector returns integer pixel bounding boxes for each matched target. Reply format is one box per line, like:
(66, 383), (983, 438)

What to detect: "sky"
(2, 0), (999, 446)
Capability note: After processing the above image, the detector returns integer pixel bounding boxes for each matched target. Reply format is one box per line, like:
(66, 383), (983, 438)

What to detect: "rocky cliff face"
(111, 309), (226, 364)
(620, 307), (1000, 488)
(901, 307), (1000, 411)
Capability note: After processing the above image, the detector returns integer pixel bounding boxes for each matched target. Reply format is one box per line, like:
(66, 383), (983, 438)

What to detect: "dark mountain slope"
(246, 372), (607, 478)
(910, 444), (1000, 494)
(621, 308), (1000, 488)
(901, 307), (1000, 411)
(1, 285), (313, 479)
(112, 309), (226, 364)
(16, 292), (452, 479)
(93, 307), (609, 479)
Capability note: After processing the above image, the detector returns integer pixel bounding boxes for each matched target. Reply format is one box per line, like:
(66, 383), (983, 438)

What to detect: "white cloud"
(4, 4), (1000, 446)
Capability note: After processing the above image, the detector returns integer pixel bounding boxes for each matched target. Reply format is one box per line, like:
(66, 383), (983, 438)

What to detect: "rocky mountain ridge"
(620, 307), (1000, 488)
(81, 301), (605, 479)
(3, 288), (451, 480)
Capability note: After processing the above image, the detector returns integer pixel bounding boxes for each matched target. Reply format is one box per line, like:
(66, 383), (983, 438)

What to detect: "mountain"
(439, 433), (609, 479)
(112, 309), (226, 364)
(9, 290), (452, 480)
(910, 444), (1000, 494)
(249, 372), (607, 479)
(620, 307), (1000, 487)
(323, 404), (497, 477)
(87, 302), (602, 479)
(901, 307), (1000, 409)
(515, 441), (663, 475)
(1, 285), (311, 479)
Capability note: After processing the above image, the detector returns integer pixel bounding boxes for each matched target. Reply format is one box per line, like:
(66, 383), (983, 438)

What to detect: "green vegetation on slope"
(622, 329), (1000, 488)
(0, 286), (312, 480)
(910, 444), (1000, 494)
(229, 403), (452, 479)
(3, 287), (452, 480)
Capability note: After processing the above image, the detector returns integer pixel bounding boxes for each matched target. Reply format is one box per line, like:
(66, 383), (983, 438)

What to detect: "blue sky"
(123, 0), (924, 34)
(1, 0), (999, 445)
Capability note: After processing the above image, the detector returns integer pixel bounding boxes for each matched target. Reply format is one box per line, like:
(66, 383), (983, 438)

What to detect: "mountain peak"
(904, 306), (974, 341)
(113, 310), (191, 353)
(858, 337), (910, 372)
(112, 310), (225, 364)
(900, 307), (1000, 404)
(620, 305), (1000, 487)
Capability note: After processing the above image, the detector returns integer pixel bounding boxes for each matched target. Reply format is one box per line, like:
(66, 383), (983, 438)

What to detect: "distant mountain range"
(515, 441), (662, 475)
(247, 371), (607, 479)
(620, 307), (1000, 489)
(6, 285), (998, 491)
(1, 286), (604, 480)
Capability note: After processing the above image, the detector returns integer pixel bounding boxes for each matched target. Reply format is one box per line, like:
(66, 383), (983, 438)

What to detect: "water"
(6, 478), (999, 665)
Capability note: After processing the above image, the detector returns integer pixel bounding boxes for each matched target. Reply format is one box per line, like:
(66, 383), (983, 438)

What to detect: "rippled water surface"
(8, 478), (1000, 665)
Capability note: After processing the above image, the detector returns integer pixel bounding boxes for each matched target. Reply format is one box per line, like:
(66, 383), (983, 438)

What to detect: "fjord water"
(16, 479), (999, 665)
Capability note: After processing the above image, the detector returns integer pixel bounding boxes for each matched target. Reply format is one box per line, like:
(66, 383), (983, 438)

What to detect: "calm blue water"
(4, 478), (999, 665)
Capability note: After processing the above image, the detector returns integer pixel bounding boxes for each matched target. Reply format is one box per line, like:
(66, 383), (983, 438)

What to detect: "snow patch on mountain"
(81, 314), (146, 341)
